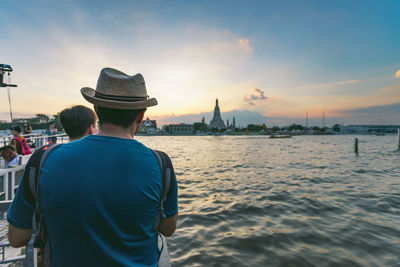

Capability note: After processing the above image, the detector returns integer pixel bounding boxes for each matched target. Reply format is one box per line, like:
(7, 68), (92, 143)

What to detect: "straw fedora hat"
(81, 68), (157, 109)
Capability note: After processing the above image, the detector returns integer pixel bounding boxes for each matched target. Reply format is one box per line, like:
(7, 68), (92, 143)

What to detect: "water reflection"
(137, 135), (400, 266)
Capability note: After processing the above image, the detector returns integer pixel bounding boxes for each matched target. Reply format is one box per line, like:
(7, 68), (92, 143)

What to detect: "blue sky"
(1, 0), (399, 126)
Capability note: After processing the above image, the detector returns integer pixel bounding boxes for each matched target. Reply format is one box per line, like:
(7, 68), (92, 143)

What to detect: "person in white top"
(0, 145), (21, 168)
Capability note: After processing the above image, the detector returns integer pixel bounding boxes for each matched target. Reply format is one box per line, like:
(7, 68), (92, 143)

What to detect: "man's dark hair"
(59, 105), (96, 138)
(95, 106), (144, 128)
(11, 125), (22, 133)
(0, 145), (16, 153)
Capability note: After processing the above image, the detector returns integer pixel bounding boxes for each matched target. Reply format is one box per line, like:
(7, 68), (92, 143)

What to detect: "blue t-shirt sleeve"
(163, 173), (178, 218)
(7, 176), (35, 229)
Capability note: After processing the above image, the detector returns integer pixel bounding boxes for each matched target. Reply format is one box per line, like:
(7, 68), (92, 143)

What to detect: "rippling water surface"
(137, 135), (400, 267)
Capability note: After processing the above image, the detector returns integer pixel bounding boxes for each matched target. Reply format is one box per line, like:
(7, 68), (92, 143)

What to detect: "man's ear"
(136, 108), (147, 125)
(88, 124), (95, 135)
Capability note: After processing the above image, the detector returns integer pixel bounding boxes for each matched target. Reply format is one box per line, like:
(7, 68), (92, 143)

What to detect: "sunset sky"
(1, 0), (399, 126)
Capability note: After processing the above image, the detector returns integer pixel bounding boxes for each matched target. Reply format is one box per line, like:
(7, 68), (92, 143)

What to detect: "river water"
(137, 135), (400, 267)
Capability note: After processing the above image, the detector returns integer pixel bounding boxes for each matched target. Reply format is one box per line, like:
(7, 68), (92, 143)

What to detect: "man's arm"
(158, 213), (178, 237)
(7, 169), (35, 247)
(8, 224), (32, 248)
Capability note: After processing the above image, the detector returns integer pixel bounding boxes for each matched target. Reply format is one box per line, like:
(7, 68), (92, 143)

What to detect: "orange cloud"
(298, 79), (359, 89)
(243, 88), (267, 105)
(212, 37), (253, 53)
(238, 38), (252, 51)
(396, 70), (400, 78)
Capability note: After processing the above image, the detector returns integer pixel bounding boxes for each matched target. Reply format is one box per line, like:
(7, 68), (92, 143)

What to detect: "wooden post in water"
(354, 138), (359, 154)
(397, 129), (400, 150)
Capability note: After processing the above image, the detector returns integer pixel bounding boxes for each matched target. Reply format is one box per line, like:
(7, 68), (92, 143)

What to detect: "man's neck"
(69, 137), (81, 142)
(97, 123), (137, 139)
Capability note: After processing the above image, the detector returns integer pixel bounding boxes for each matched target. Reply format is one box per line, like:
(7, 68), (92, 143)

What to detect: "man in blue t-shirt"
(7, 68), (178, 266)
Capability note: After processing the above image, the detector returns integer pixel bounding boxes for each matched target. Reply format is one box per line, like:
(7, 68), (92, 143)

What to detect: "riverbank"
(137, 132), (397, 136)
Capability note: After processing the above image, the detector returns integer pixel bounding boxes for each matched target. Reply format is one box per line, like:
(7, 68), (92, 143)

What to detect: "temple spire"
(209, 98), (226, 130)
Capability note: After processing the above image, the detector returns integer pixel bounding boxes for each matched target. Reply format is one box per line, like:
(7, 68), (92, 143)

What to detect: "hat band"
(95, 91), (149, 102)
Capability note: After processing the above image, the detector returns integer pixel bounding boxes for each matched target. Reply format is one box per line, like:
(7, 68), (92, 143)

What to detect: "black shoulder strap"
(152, 150), (175, 201)
(23, 144), (62, 206)
(29, 144), (62, 204)
(159, 150), (175, 199)
(24, 143), (62, 256)
(151, 149), (175, 232)
(22, 145), (52, 205)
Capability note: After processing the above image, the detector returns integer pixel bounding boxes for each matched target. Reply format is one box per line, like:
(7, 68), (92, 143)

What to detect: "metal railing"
(0, 133), (70, 266)
(0, 165), (25, 201)
(0, 162), (44, 266)
(0, 162), (33, 265)
(0, 167), (31, 265)
(1, 133), (69, 148)
(0, 200), (25, 265)
(0, 133), (69, 169)
(0, 242), (25, 264)
(0, 138), (69, 266)
(1, 133), (43, 146)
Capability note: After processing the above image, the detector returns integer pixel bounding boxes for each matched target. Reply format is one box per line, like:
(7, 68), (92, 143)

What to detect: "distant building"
(209, 99), (226, 130)
(140, 117), (157, 134)
(194, 117), (207, 132)
(168, 123), (194, 134)
(340, 125), (400, 133)
(226, 117), (237, 131)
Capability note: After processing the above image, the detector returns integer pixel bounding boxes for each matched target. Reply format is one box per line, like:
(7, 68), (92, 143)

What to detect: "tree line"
(194, 123), (340, 133)
(0, 113), (62, 131)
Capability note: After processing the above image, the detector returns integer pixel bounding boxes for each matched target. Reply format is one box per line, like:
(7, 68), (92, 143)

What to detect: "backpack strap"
(156, 151), (173, 202)
(151, 150), (174, 232)
(25, 144), (62, 267)
(28, 144), (61, 248)
(29, 144), (62, 206)
(23, 145), (54, 206)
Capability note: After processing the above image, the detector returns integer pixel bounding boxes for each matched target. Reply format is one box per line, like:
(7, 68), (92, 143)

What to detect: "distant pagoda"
(209, 99), (226, 130)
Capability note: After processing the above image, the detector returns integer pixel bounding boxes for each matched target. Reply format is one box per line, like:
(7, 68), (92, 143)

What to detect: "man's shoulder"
(46, 136), (155, 164)
(47, 141), (83, 159)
